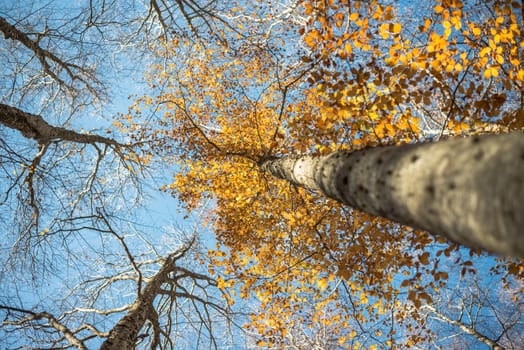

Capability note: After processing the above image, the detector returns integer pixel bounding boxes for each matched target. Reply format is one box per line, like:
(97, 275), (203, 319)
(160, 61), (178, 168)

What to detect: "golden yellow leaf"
(345, 42), (353, 55)
(484, 66), (499, 79)
(391, 23), (401, 34)
(472, 27), (481, 35)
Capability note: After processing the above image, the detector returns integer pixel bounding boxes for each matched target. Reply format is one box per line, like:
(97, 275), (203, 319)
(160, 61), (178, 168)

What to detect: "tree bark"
(260, 133), (524, 258)
(0, 103), (120, 146)
(99, 239), (204, 350)
(98, 300), (152, 350)
(99, 258), (169, 350)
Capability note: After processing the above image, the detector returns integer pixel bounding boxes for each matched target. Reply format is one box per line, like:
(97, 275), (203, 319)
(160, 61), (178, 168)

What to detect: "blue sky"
(0, 1), (244, 347)
(0, 1), (523, 349)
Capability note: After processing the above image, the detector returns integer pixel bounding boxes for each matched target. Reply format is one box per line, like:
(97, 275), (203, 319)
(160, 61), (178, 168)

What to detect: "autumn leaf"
(125, 0), (524, 347)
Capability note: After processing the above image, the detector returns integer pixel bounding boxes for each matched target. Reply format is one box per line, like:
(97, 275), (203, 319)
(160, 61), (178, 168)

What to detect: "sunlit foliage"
(123, 0), (523, 347)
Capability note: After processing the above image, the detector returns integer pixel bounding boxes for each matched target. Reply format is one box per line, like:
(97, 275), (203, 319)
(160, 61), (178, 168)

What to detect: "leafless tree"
(0, 0), (232, 267)
(0, 212), (241, 349)
(0, 2), (249, 348)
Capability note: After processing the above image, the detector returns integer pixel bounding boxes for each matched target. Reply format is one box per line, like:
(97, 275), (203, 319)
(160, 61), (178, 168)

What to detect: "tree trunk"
(98, 301), (151, 350)
(0, 103), (120, 145)
(260, 133), (524, 258)
(99, 260), (169, 350)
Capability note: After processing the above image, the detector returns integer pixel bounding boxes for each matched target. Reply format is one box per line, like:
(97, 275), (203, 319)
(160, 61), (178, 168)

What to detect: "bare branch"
(0, 305), (88, 350)
(423, 304), (505, 349)
(0, 16), (100, 97)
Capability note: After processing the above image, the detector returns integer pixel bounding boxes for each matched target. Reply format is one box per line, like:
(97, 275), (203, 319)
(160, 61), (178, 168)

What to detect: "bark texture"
(98, 242), (216, 350)
(99, 258), (169, 350)
(261, 133), (524, 258)
(0, 103), (120, 145)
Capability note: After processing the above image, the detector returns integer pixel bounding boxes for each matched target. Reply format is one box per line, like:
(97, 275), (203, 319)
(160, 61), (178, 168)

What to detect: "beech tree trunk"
(260, 133), (524, 258)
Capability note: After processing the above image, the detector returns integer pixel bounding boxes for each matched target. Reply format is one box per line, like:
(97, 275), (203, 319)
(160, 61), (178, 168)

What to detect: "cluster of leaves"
(122, 0), (524, 348)
(299, 0), (523, 139)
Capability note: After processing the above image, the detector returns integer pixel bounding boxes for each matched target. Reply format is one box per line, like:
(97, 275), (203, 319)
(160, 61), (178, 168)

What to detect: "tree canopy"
(1, 0), (523, 349)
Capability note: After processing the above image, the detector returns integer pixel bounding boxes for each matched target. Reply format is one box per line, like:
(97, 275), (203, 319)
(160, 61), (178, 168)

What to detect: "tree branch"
(0, 305), (88, 350)
(423, 304), (505, 349)
(0, 103), (122, 146)
(0, 16), (99, 96)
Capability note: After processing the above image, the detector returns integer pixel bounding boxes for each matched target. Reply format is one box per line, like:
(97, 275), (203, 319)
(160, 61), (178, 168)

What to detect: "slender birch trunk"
(260, 133), (524, 258)
(99, 252), (179, 350)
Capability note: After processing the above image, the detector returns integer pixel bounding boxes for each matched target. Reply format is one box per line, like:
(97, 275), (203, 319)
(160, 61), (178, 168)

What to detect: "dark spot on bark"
(342, 176), (348, 185)
(408, 192), (415, 197)
(426, 185), (435, 196)
(347, 166), (353, 172)
(521, 151), (524, 160)
(356, 158), (361, 163)
(448, 182), (456, 190)
(428, 208), (437, 215)
(377, 157), (383, 164)
(411, 155), (419, 163)
(386, 170), (393, 175)
(472, 136), (480, 143)
(474, 150), (484, 160)
(358, 184), (369, 194)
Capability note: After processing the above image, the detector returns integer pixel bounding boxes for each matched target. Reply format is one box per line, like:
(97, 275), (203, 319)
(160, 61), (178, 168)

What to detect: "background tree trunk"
(260, 133), (524, 258)
(0, 103), (121, 145)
